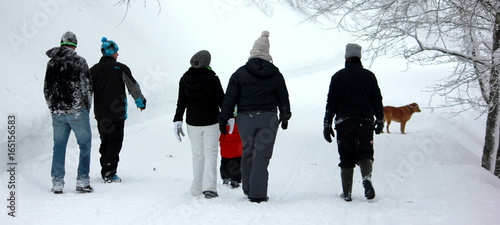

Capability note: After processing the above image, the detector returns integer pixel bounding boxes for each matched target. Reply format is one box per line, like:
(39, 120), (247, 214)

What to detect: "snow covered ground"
(1, 1), (500, 224)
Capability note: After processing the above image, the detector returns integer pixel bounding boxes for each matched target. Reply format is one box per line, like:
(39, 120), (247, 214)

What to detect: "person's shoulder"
(361, 67), (376, 77)
(114, 61), (129, 70)
(236, 64), (248, 72)
(111, 61), (132, 75)
(332, 68), (347, 77)
(72, 51), (85, 59)
(231, 65), (248, 77)
(74, 53), (89, 65)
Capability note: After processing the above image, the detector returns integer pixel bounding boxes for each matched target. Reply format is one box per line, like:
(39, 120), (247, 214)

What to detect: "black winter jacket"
(173, 67), (225, 126)
(44, 46), (92, 115)
(324, 58), (383, 125)
(219, 58), (291, 122)
(90, 56), (146, 122)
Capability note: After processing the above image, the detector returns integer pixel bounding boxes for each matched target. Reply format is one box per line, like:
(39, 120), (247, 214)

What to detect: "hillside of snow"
(1, 1), (500, 225)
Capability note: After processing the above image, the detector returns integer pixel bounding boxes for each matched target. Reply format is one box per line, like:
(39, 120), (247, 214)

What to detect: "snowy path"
(2, 70), (500, 225)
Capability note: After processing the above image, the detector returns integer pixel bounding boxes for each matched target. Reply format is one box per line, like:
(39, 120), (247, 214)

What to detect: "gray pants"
(237, 111), (279, 199)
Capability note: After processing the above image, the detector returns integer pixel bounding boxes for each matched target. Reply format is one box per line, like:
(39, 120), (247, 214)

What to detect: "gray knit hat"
(60, 31), (77, 47)
(190, 50), (211, 68)
(345, 43), (362, 58)
(249, 31), (272, 62)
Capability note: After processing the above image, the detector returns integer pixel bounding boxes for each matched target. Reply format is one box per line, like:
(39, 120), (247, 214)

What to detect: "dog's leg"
(401, 121), (406, 134)
(386, 120), (391, 133)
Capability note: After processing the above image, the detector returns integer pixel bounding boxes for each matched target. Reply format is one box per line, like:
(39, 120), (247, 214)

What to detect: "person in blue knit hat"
(90, 37), (147, 183)
(101, 38), (119, 56)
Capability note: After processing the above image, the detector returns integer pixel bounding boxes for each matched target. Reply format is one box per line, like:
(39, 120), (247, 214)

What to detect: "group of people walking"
(44, 30), (383, 203)
(173, 31), (291, 202)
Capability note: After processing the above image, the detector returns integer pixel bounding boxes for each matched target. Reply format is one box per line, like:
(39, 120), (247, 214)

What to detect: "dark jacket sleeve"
(370, 74), (384, 120)
(219, 71), (240, 122)
(324, 75), (337, 125)
(121, 65), (145, 101)
(173, 78), (187, 122)
(276, 73), (291, 121)
(79, 58), (92, 110)
(213, 76), (225, 108)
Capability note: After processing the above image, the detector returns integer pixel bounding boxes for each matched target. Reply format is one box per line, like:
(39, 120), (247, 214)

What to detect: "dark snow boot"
(359, 159), (375, 200)
(203, 191), (218, 199)
(340, 167), (354, 202)
(230, 180), (240, 188)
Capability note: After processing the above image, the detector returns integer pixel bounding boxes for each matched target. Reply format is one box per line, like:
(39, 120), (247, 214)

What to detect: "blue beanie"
(100, 37), (119, 56)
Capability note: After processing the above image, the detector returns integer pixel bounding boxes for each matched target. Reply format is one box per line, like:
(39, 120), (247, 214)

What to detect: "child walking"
(219, 111), (242, 188)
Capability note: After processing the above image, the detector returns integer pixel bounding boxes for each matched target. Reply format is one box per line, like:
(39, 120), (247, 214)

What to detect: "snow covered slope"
(0, 1), (499, 224)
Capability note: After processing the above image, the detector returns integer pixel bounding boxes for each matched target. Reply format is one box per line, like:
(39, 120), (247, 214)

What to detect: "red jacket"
(219, 123), (242, 158)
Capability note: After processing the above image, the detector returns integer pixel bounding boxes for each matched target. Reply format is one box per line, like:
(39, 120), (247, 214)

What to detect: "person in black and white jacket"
(44, 31), (93, 194)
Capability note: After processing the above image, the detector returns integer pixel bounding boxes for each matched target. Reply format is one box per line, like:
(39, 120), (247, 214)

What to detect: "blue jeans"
(51, 108), (92, 187)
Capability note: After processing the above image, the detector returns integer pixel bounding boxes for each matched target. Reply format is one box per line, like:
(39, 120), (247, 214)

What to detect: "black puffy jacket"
(219, 58), (291, 122)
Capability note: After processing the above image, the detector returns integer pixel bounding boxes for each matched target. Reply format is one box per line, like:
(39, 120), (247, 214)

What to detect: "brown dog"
(383, 103), (421, 134)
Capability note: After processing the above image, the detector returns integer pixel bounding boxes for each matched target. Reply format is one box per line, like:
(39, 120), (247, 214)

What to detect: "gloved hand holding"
(228, 118), (235, 134)
(174, 121), (185, 142)
(323, 123), (335, 143)
(374, 119), (384, 134)
(219, 120), (228, 135)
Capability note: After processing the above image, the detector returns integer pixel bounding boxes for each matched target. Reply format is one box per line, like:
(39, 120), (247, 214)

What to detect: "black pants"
(97, 119), (125, 179)
(220, 157), (242, 182)
(335, 118), (374, 169)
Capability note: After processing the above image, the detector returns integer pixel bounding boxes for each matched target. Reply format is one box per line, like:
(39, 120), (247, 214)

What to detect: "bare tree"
(115, 0), (161, 26)
(295, 0), (500, 177)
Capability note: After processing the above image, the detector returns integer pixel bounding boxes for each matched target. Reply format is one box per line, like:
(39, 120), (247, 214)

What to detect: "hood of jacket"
(182, 67), (216, 90)
(46, 46), (77, 59)
(245, 58), (279, 78)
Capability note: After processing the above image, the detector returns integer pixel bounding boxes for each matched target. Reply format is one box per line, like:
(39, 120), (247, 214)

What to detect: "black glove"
(374, 119), (384, 134)
(323, 124), (335, 143)
(219, 120), (228, 135)
(281, 120), (288, 130)
(279, 118), (288, 130)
